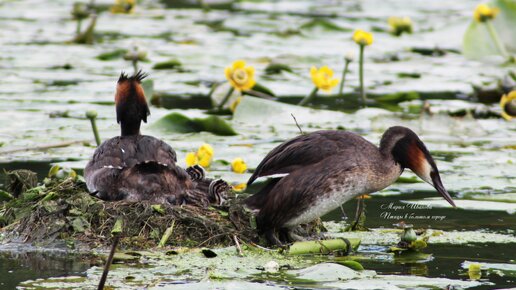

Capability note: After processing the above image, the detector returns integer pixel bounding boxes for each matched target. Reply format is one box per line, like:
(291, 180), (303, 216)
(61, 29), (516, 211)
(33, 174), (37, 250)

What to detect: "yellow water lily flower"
(310, 66), (339, 92)
(225, 60), (256, 91)
(474, 3), (499, 22)
(468, 263), (482, 280)
(232, 183), (247, 192)
(231, 158), (247, 174)
(230, 96), (242, 113)
(352, 29), (374, 46)
(111, 0), (136, 14)
(500, 90), (516, 121)
(185, 152), (198, 167)
(388, 16), (413, 36)
(185, 144), (214, 167)
(197, 143), (214, 167)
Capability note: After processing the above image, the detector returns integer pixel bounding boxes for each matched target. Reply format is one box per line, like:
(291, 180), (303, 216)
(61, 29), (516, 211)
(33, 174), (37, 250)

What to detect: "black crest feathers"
(118, 70), (148, 84)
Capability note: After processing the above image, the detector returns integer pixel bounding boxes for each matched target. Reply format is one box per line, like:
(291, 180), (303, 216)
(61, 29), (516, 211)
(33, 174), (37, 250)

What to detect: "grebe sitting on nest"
(84, 71), (228, 206)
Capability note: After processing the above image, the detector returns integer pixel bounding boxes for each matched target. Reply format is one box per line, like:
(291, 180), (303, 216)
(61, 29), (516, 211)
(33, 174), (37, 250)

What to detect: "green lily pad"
(248, 82), (276, 97)
(151, 112), (238, 136)
(96, 49), (128, 61)
(265, 63), (293, 75)
(300, 19), (351, 32)
(337, 260), (365, 271)
(463, 0), (516, 59)
(153, 59), (182, 70)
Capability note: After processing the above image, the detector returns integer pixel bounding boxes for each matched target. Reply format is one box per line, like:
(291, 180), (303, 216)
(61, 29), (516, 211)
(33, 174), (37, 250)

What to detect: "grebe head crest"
(115, 70), (150, 136)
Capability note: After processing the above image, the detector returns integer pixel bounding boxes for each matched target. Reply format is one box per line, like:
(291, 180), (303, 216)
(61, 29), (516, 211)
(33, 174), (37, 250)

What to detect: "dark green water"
(0, 250), (91, 289)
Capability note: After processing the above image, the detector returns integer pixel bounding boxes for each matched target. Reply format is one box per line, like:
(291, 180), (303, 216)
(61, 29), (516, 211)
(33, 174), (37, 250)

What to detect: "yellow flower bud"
(197, 143), (214, 168)
(473, 4), (499, 22)
(224, 60), (256, 91)
(232, 183), (247, 192)
(310, 66), (339, 92)
(468, 263), (482, 280)
(500, 90), (516, 121)
(111, 0), (136, 14)
(185, 152), (198, 167)
(352, 29), (374, 46)
(388, 16), (413, 36)
(230, 96), (242, 113)
(231, 158), (247, 174)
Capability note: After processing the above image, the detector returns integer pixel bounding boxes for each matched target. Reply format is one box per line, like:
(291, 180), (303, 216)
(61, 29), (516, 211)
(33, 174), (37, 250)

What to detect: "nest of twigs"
(0, 170), (258, 250)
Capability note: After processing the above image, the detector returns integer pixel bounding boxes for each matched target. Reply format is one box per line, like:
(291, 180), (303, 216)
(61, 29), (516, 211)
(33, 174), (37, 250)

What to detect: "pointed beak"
(430, 171), (456, 207)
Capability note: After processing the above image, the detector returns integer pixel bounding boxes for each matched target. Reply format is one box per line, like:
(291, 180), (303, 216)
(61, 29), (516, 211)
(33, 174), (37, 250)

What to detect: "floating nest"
(0, 170), (259, 250)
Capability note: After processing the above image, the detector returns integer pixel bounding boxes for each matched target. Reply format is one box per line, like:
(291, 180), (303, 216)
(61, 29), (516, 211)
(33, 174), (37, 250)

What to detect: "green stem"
(89, 118), (101, 147)
(298, 87), (319, 106)
(359, 44), (367, 107)
(76, 19), (82, 36)
(485, 21), (509, 58)
(132, 58), (138, 74)
(338, 60), (351, 97)
(217, 87), (235, 110)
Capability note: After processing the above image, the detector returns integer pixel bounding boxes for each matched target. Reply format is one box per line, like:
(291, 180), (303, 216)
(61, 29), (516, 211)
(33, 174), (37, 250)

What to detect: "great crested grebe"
(84, 71), (228, 206)
(245, 126), (456, 246)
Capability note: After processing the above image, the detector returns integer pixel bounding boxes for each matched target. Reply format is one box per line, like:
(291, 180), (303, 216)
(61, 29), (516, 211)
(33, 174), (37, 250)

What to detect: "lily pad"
(325, 222), (516, 245)
(153, 59), (182, 70)
(325, 275), (485, 289)
(151, 112), (237, 136)
(289, 263), (372, 282)
(96, 49), (128, 61)
(300, 19), (350, 32)
(402, 198), (516, 214)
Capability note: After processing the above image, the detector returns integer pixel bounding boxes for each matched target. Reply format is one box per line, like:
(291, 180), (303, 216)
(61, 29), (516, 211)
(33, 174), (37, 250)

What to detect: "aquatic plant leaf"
(151, 112), (237, 136)
(71, 216), (89, 233)
(152, 204), (165, 215)
(153, 59), (182, 70)
(96, 49), (128, 61)
(463, 0), (516, 59)
(374, 92), (420, 103)
(142, 79), (154, 102)
(337, 260), (365, 271)
(247, 82), (276, 97)
(0, 189), (14, 201)
(265, 63), (293, 75)
(300, 19), (351, 32)
(112, 218), (123, 235)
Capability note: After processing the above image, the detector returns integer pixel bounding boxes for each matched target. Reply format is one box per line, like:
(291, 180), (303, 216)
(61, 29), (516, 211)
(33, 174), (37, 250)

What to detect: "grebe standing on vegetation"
(84, 71), (228, 206)
(245, 127), (456, 246)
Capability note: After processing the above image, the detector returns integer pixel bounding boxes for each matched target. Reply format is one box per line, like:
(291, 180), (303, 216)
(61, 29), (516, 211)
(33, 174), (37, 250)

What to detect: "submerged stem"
(217, 87), (235, 110)
(76, 19), (82, 36)
(485, 21), (509, 59)
(132, 59), (138, 74)
(359, 44), (367, 107)
(298, 87), (319, 106)
(98, 235), (120, 290)
(338, 60), (351, 97)
(217, 86), (235, 110)
(86, 112), (101, 146)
